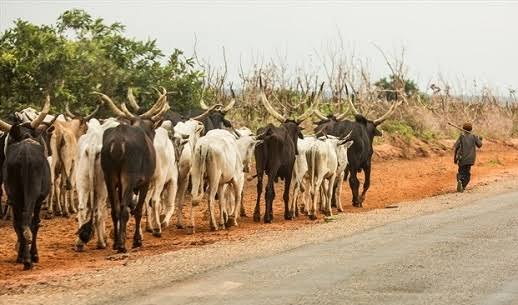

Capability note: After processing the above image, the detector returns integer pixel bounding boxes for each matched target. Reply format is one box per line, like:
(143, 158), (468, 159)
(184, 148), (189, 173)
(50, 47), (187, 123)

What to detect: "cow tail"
(21, 153), (34, 244)
(192, 144), (208, 204)
(58, 135), (72, 190)
(78, 151), (96, 244)
(310, 145), (317, 196)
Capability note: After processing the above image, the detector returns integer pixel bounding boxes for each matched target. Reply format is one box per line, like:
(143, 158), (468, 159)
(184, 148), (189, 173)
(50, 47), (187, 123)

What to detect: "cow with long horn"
(46, 102), (102, 218)
(314, 95), (403, 207)
(252, 78), (324, 223)
(0, 94), (53, 270)
(93, 88), (169, 252)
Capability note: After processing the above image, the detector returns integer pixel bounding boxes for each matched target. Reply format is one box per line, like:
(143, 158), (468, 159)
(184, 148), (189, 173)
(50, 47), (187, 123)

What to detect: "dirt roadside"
(0, 140), (517, 294)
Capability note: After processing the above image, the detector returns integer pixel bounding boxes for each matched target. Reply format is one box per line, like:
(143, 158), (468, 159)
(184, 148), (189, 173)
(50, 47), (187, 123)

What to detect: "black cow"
(165, 87), (237, 135)
(93, 90), (167, 253)
(314, 101), (401, 207)
(0, 96), (52, 270)
(253, 81), (322, 223)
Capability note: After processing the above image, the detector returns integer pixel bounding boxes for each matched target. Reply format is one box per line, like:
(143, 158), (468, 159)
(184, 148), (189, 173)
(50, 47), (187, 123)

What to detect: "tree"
(0, 9), (204, 118)
(374, 75), (420, 101)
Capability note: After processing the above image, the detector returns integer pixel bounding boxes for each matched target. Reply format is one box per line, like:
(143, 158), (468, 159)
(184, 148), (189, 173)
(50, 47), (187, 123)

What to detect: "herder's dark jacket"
(454, 133), (483, 166)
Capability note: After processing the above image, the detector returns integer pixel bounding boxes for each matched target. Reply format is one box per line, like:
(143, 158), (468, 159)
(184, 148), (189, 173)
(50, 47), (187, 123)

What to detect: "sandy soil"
(0, 140), (517, 289)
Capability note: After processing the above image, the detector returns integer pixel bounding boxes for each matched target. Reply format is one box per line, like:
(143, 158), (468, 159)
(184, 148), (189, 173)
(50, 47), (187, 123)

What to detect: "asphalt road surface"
(119, 191), (518, 305)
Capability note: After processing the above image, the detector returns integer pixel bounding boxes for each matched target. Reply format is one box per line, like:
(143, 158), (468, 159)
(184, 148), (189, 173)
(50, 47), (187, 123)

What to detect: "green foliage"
(382, 119), (437, 142)
(0, 9), (204, 118)
(375, 75), (420, 101)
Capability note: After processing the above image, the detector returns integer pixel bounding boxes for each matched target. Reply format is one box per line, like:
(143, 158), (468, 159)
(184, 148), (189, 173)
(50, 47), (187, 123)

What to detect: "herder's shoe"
(457, 180), (464, 193)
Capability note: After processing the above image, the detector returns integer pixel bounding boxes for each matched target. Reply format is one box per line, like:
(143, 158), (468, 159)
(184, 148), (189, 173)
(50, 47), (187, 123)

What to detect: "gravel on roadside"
(2, 173), (517, 305)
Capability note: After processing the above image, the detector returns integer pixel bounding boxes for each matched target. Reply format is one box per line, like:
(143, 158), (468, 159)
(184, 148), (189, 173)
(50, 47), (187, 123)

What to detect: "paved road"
(120, 191), (518, 305)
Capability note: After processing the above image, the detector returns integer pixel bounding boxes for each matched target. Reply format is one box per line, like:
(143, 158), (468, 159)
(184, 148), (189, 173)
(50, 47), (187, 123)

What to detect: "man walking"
(454, 122), (483, 192)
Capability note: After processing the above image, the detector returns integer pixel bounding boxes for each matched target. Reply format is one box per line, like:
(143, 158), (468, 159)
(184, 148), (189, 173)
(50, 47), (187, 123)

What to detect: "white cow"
(75, 118), (119, 251)
(306, 134), (353, 219)
(210, 129), (258, 218)
(190, 129), (247, 232)
(287, 136), (316, 218)
(172, 119), (204, 229)
(144, 121), (179, 237)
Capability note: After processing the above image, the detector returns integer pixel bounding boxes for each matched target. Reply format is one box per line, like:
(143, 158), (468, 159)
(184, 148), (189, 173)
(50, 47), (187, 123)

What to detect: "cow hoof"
(226, 217), (238, 227)
(263, 218), (272, 224)
(23, 262), (33, 271)
(16, 256), (23, 264)
(186, 226), (195, 234)
(62, 213), (69, 218)
(31, 254), (39, 263)
(152, 230), (162, 238)
(210, 225), (218, 231)
(240, 212), (247, 218)
(132, 240), (142, 248)
(74, 244), (85, 252)
(145, 227), (153, 233)
(284, 213), (294, 220)
(253, 214), (261, 223)
(96, 243), (106, 250)
(176, 224), (185, 230)
(117, 246), (128, 253)
(44, 213), (54, 219)
(309, 214), (318, 221)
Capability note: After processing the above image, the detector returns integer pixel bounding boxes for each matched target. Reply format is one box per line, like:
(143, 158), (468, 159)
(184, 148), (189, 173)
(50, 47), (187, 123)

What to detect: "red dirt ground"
(1, 140), (517, 289)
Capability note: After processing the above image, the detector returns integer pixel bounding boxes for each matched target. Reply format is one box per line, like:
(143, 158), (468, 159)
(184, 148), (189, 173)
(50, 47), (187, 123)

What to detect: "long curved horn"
(348, 97), (360, 115)
(191, 103), (223, 121)
(84, 104), (101, 120)
(151, 102), (170, 122)
(64, 102), (77, 119)
(30, 94), (51, 128)
(0, 119), (12, 132)
(127, 87), (140, 112)
(120, 102), (137, 119)
(313, 109), (328, 120)
(296, 82), (324, 122)
(93, 92), (127, 118)
(335, 103), (351, 121)
(140, 90), (167, 119)
(222, 86), (236, 114)
(373, 99), (403, 126)
(199, 88), (209, 110)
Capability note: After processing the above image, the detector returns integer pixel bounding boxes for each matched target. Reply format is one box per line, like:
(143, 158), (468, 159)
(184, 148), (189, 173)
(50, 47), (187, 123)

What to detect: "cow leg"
(13, 221), (23, 264)
(30, 202), (42, 263)
(283, 174), (293, 220)
(95, 189), (109, 250)
(264, 170), (278, 224)
(54, 175), (63, 216)
(360, 164), (371, 207)
(175, 175), (189, 229)
(349, 169), (361, 207)
(239, 190), (246, 217)
(253, 174), (263, 222)
(310, 174), (325, 220)
(325, 176), (336, 217)
(133, 186), (148, 248)
(105, 177), (119, 251)
(227, 176), (243, 228)
(151, 185), (164, 237)
(75, 183), (89, 251)
(217, 184), (227, 230)
(335, 172), (345, 213)
(207, 183), (219, 231)
(161, 177), (178, 229)
(13, 207), (33, 270)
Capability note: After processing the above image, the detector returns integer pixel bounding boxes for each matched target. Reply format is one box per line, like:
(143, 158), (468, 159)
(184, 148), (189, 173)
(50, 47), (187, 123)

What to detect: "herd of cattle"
(0, 82), (400, 270)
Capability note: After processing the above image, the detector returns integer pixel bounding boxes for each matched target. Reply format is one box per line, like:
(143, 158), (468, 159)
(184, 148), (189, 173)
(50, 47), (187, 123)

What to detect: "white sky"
(1, 0), (517, 94)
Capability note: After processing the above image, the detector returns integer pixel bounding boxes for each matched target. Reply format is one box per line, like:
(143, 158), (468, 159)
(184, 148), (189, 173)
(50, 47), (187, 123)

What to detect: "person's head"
(462, 122), (473, 132)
